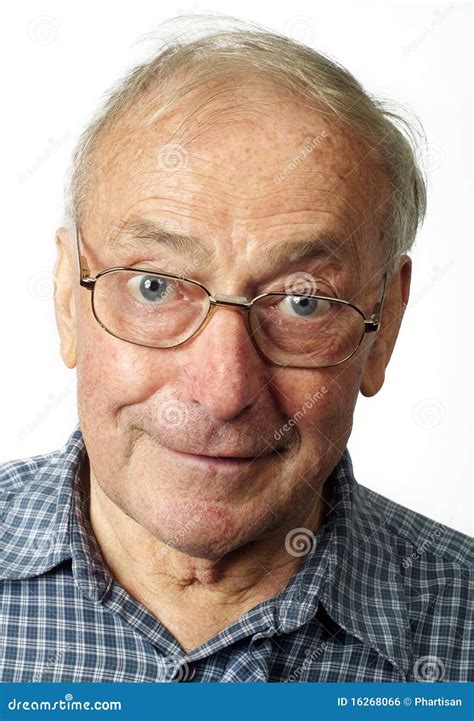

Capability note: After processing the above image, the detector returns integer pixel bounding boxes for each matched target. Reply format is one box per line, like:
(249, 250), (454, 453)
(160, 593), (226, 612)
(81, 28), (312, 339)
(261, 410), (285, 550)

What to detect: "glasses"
(75, 225), (387, 369)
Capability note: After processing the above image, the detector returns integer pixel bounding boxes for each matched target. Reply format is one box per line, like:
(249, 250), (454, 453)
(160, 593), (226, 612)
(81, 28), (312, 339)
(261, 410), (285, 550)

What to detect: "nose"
(179, 305), (268, 421)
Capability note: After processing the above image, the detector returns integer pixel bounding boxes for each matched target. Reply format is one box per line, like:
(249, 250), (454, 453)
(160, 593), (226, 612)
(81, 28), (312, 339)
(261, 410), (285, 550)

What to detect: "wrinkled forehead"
(81, 79), (390, 268)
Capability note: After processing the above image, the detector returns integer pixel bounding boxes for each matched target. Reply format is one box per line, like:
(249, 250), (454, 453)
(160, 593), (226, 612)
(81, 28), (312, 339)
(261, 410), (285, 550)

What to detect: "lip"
(165, 447), (279, 470)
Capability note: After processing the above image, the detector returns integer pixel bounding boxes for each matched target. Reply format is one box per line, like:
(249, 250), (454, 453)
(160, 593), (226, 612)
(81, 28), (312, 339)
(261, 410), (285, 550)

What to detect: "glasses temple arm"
(365, 271), (388, 332)
(75, 223), (93, 287)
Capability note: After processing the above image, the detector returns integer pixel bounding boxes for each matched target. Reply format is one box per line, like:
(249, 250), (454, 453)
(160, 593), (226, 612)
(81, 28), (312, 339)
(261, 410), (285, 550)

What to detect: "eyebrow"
(257, 235), (347, 271)
(109, 217), (348, 272)
(109, 218), (210, 264)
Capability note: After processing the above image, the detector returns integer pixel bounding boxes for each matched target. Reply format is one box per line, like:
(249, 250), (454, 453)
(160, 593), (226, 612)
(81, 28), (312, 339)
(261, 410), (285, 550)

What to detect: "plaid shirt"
(0, 424), (472, 683)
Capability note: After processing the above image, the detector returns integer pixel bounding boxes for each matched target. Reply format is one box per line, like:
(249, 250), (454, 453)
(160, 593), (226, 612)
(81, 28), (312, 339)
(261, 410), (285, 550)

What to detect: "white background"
(1, 1), (471, 534)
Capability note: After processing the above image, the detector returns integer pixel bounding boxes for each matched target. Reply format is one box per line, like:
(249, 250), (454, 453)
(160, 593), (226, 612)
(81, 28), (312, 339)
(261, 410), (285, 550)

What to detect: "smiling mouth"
(165, 447), (284, 469)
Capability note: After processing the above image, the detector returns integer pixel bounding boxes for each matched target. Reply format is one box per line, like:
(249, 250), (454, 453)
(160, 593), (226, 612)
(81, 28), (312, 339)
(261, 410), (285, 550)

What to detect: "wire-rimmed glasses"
(75, 225), (387, 369)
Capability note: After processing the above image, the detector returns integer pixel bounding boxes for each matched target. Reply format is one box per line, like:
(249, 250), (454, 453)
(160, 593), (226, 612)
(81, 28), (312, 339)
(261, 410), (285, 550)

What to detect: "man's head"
(53, 19), (425, 561)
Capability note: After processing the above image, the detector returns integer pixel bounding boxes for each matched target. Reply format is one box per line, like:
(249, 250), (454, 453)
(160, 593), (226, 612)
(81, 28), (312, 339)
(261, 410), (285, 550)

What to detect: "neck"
(86, 468), (328, 653)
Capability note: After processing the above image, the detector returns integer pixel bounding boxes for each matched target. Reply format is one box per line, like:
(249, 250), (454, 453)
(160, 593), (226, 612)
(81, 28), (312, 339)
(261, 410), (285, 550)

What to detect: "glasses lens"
(250, 293), (365, 367)
(92, 270), (210, 347)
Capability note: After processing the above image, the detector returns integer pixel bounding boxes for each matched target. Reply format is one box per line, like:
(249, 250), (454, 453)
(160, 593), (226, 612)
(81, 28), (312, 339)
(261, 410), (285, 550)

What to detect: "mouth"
(164, 446), (285, 471)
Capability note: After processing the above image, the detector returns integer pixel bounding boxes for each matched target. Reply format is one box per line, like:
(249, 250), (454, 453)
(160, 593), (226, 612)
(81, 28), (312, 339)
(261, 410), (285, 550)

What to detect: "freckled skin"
(54, 79), (411, 650)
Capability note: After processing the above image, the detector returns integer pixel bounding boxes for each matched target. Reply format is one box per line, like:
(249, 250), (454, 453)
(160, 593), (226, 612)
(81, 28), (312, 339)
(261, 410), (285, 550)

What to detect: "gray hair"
(64, 15), (427, 271)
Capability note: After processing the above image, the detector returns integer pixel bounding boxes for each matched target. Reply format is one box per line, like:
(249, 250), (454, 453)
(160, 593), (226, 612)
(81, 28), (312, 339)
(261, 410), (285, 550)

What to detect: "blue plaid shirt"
(1, 424), (472, 683)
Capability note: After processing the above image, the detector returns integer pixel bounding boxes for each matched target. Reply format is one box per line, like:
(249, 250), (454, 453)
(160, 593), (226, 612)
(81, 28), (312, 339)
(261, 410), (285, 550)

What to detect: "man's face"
(56, 83), (406, 560)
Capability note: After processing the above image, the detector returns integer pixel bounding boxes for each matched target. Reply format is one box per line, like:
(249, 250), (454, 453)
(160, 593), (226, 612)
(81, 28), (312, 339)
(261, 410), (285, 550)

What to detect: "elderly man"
(1, 21), (472, 684)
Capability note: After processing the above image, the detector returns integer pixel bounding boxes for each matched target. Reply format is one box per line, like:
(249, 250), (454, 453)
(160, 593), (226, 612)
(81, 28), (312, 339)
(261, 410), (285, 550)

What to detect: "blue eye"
(140, 276), (168, 301)
(279, 295), (331, 319)
(127, 275), (177, 304)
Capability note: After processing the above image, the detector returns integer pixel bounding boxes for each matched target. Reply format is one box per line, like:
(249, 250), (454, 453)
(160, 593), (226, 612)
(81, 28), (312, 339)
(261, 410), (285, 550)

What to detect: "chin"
(143, 498), (280, 562)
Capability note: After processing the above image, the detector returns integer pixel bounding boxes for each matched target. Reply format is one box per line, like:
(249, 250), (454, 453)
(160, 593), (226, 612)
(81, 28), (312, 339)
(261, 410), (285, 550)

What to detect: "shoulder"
(0, 425), (84, 511)
(0, 448), (62, 492)
(355, 483), (473, 570)
(0, 448), (67, 534)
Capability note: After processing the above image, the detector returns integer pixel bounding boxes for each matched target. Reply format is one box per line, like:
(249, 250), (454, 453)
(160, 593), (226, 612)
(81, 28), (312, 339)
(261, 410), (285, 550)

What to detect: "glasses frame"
(75, 224), (388, 370)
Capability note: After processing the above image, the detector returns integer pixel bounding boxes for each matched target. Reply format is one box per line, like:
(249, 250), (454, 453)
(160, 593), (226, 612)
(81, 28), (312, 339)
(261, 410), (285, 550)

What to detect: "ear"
(360, 255), (412, 397)
(53, 226), (77, 369)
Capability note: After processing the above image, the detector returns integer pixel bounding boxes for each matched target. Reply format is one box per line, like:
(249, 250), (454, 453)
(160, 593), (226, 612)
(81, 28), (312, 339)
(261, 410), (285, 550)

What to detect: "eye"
(127, 274), (178, 304)
(278, 295), (332, 319)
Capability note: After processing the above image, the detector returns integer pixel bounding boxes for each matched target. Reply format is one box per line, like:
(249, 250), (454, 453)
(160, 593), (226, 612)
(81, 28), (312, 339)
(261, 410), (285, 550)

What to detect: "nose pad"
(213, 293), (249, 304)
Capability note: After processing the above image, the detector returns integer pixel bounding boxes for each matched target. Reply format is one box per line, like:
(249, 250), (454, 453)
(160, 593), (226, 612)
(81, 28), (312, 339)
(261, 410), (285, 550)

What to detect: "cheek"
(75, 309), (175, 419)
(274, 364), (362, 438)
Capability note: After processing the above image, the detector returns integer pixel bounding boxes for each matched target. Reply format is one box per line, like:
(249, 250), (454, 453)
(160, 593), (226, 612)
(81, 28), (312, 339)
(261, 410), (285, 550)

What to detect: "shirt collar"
(275, 448), (412, 680)
(0, 424), (412, 678)
(0, 425), (83, 580)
